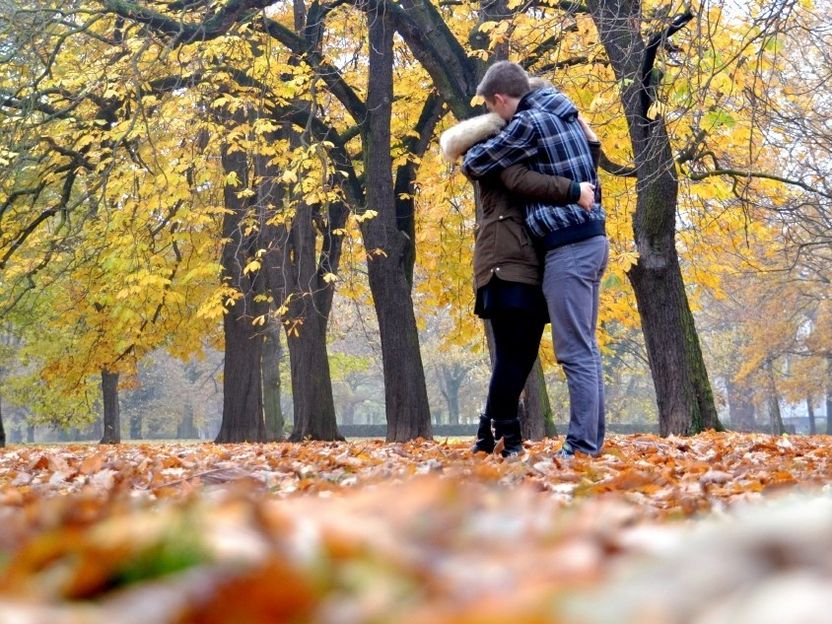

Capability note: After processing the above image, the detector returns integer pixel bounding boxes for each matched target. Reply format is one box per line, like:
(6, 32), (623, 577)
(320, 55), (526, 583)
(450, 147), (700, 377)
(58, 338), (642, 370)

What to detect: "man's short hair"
(476, 61), (531, 100)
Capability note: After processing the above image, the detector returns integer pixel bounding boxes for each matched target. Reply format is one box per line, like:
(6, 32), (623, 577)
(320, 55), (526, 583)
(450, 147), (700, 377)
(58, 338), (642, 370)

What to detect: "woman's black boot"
(470, 414), (495, 453)
(493, 418), (524, 457)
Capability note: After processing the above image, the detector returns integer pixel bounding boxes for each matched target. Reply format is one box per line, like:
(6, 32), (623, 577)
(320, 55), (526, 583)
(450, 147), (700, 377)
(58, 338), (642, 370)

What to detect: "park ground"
(1, 432), (832, 623)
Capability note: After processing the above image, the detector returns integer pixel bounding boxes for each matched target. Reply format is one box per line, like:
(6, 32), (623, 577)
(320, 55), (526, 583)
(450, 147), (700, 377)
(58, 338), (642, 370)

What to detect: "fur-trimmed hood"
(439, 112), (506, 162)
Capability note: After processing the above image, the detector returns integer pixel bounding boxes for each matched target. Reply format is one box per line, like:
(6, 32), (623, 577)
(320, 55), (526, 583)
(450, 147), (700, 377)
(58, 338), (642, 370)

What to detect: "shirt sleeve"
(461, 114), (538, 179)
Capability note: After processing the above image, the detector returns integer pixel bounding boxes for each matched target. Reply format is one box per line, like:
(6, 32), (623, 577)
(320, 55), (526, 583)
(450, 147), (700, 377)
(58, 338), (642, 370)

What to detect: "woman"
(440, 107), (599, 456)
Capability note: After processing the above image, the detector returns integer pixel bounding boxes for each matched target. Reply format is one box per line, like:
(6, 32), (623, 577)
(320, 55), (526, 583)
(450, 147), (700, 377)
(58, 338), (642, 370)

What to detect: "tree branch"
(262, 17), (367, 122)
(686, 168), (832, 200)
(100, 0), (272, 45)
(640, 8), (694, 120)
(599, 151), (638, 177)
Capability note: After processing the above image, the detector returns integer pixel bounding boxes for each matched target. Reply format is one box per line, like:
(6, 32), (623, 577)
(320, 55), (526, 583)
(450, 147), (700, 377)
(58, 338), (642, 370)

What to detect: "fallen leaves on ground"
(0, 431), (831, 623)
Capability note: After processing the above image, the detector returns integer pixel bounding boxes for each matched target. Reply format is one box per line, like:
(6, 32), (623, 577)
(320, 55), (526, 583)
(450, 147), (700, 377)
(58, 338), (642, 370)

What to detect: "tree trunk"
(286, 311), (342, 441)
(444, 378), (461, 426)
(262, 318), (284, 441)
(342, 402), (356, 426)
(807, 395), (816, 435)
(826, 355), (832, 435)
(129, 410), (142, 440)
(438, 364), (466, 426)
(362, 2), (431, 441)
(215, 139), (268, 443)
(90, 418), (101, 442)
(765, 359), (785, 435)
(0, 393), (5, 448)
(628, 224), (719, 435)
(100, 369), (121, 444)
(726, 379), (755, 431)
(587, 0), (721, 435)
(27, 423), (35, 444)
(217, 296), (267, 443)
(518, 358), (555, 440)
(177, 402), (198, 439)
(257, 120), (344, 442)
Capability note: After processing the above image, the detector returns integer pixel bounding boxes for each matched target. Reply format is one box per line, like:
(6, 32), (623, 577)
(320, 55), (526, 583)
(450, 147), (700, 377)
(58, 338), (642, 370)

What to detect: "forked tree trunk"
(258, 121), (344, 441)
(100, 369), (121, 444)
(362, 2), (431, 441)
(438, 364), (467, 426)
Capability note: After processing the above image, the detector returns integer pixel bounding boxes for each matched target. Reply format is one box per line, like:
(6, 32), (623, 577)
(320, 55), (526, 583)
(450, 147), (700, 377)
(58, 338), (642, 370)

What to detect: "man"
(462, 61), (609, 458)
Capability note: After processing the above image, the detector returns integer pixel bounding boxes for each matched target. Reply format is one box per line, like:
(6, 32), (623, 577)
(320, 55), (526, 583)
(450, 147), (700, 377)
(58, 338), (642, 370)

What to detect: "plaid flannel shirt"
(462, 88), (605, 249)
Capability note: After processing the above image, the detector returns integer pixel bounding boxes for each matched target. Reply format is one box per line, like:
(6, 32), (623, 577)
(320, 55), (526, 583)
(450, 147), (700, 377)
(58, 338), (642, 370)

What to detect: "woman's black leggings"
(484, 314), (545, 422)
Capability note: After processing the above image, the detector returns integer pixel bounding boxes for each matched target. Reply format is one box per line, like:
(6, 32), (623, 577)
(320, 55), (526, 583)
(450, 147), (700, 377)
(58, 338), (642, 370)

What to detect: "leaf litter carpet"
(2, 431), (832, 623)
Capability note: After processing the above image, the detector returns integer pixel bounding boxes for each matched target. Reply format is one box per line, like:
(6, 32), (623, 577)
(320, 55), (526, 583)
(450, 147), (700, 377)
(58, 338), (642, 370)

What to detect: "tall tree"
(100, 369), (121, 444)
(362, 1), (432, 440)
(215, 136), (269, 442)
(581, 2), (719, 434)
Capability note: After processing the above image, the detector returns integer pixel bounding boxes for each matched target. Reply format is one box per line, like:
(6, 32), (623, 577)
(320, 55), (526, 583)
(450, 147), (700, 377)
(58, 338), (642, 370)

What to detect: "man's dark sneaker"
(470, 414), (495, 454)
(554, 441), (575, 460)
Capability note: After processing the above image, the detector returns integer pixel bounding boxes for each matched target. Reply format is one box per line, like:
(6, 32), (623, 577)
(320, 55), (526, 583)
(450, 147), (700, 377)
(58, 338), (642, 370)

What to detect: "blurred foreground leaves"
(1, 432), (832, 623)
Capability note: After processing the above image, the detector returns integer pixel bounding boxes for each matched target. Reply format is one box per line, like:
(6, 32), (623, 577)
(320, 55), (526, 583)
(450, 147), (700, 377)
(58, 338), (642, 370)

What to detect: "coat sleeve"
(499, 164), (580, 205)
(461, 114), (538, 178)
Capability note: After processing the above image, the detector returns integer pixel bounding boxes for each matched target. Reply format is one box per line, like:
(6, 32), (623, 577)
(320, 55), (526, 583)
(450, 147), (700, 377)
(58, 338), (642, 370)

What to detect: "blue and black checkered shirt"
(462, 88), (605, 250)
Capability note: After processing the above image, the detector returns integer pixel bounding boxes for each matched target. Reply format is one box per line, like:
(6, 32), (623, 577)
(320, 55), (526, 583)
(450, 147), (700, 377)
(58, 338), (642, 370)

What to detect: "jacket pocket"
(495, 214), (532, 251)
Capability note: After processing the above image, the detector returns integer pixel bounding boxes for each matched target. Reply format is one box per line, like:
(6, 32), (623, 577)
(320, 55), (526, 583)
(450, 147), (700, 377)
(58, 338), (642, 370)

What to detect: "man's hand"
(578, 182), (596, 211)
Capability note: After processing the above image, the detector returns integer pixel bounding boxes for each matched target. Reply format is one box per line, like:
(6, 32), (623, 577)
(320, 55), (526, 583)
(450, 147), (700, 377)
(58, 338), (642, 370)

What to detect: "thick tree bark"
(286, 309), (342, 441)
(100, 369), (121, 444)
(587, 0), (721, 435)
(262, 318), (284, 441)
(629, 239), (719, 435)
(362, 2), (431, 441)
(807, 395), (816, 435)
(215, 141), (268, 443)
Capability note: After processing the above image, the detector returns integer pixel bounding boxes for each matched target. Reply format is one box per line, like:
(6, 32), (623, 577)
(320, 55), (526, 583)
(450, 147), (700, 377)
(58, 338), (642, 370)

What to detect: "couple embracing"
(441, 61), (608, 460)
